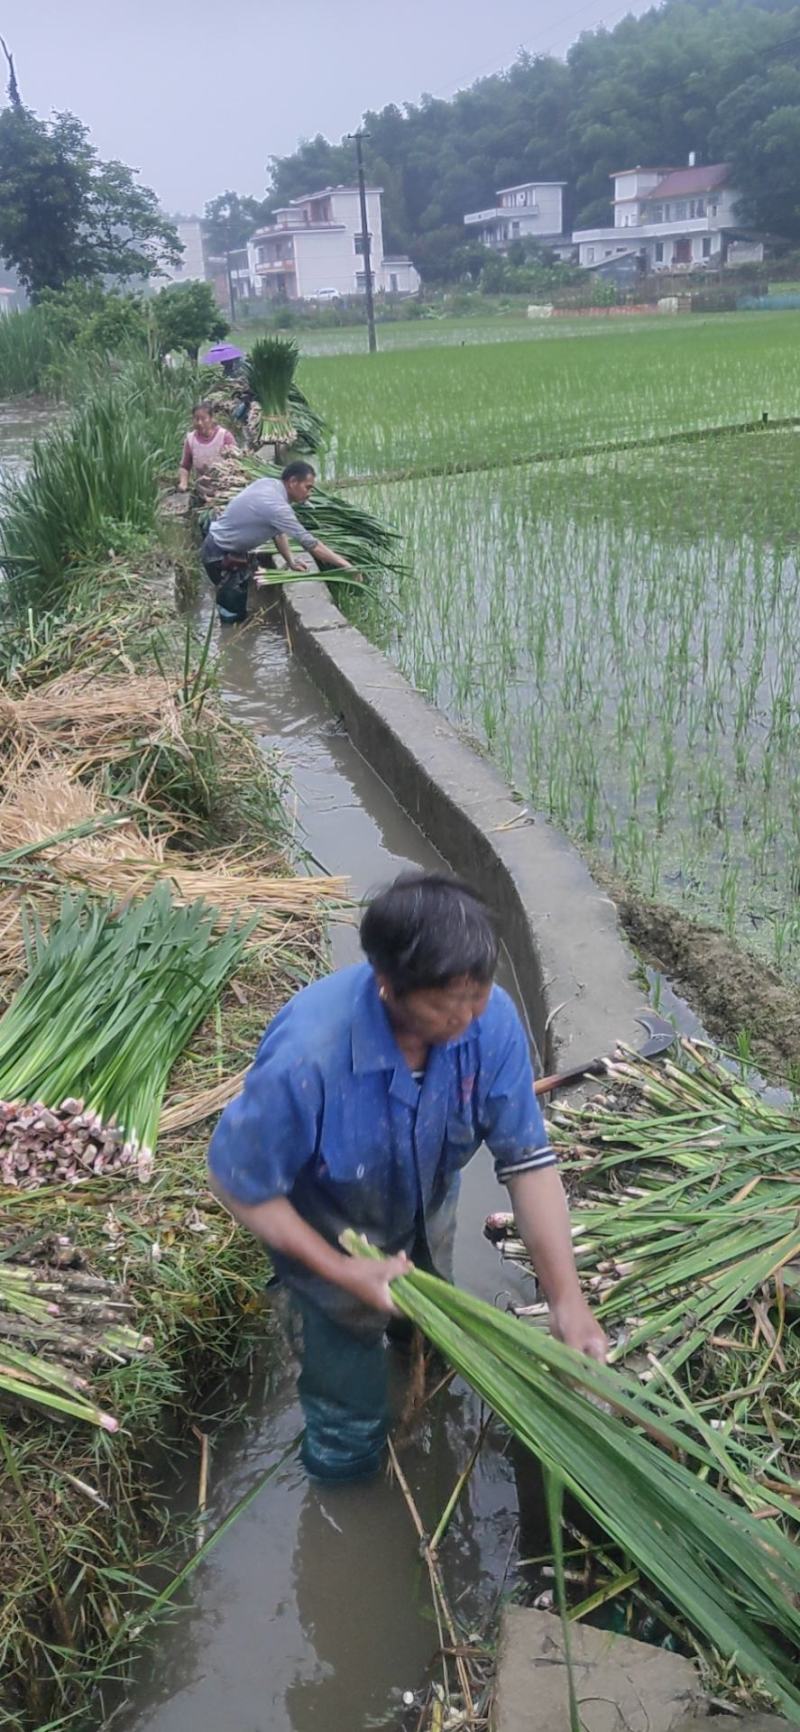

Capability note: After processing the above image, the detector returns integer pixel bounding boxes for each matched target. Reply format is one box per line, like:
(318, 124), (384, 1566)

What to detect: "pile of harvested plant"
(0, 547), (336, 1731)
(480, 1039), (800, 1709)
(347, 1227), (800, 1718)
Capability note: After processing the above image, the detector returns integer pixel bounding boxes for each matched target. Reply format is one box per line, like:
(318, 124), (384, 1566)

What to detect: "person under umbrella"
(200, 342), (244, 378)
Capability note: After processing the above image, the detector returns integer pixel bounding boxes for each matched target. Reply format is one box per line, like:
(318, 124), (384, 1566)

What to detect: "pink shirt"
(181, 425), (235, 474)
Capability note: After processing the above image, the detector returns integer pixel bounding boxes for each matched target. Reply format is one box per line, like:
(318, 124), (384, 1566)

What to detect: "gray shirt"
(207, 477), (317, 555)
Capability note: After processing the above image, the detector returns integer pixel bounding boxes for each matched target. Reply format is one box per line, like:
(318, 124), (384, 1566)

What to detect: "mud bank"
(609, 875), (800, 1077)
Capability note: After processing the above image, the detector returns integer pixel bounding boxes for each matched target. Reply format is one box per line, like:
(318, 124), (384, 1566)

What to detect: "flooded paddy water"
(344, 422), (800, 1024)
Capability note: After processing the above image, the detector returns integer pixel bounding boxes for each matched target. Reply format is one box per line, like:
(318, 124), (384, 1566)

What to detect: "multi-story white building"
(251, 187), (420, 301)
(463, 182), (568, 252)
(155, 219), (207, 285)
(573, 162), (758, 271)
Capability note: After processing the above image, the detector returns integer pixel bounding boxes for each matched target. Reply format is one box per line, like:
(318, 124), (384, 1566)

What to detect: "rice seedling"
(304, 310), (800, 480)
(344, 425), (800, 991)
(343, 1231), (800, 1717)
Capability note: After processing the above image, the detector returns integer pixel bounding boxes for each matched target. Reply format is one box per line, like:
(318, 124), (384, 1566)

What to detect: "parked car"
(309, 287), (341, 302)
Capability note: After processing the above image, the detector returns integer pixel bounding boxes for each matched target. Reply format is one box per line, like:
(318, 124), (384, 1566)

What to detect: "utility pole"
(352, 130), (377, 354)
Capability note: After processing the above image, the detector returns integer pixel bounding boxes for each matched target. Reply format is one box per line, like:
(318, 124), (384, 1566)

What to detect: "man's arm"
(208, 1176), (409, 1312)
(273, 530), (308, 573)
(506, 1166), (607, 1360)
(309, 538), (355, 572)
(273, 500), (356, 574)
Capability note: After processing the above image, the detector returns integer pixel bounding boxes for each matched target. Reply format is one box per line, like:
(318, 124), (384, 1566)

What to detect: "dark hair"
(282, 460), (316, 484)
(193, 401), (214, 415)
(360, 872), (498, 995)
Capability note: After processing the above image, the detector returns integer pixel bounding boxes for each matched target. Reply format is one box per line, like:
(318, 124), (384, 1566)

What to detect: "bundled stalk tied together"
(342, 1230), (800, 1717)
(0, 883), (255, 1186)
(0, 1235), (152, 1430)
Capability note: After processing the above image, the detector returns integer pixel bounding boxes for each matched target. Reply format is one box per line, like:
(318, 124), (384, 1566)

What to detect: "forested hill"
(262, 0), (800, 274)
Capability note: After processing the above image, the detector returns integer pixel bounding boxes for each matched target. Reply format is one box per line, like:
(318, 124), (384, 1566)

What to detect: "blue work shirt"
(208, 963), (554, 1322)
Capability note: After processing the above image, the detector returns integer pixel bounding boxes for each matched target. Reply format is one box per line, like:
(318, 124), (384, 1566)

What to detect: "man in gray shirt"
(200, 460), (353, 621)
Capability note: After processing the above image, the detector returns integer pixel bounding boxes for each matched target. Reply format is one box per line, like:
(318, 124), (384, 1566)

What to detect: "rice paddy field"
(300, 310), (800, 988)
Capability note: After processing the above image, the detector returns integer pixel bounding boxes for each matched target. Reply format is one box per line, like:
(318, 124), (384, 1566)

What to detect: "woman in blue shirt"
(208, 873), (606, 1481)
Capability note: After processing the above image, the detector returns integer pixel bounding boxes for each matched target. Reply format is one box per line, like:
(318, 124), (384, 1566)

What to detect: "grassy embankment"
(0, 357), (338, 1731)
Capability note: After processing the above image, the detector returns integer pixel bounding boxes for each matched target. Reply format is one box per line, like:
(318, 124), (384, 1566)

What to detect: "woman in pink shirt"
(178, 403), (236, 491)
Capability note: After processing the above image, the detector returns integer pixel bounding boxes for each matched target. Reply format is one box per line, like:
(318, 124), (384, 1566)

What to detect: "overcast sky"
(3, 0), (652, 213)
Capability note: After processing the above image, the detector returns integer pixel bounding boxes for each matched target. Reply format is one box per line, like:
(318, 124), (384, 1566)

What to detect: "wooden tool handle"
(534, 1057), (606, 1097)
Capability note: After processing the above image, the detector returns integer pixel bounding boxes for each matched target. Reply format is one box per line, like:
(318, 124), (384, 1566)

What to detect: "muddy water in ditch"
(118, 595), (539, 1732)
(0, 400), (55, 480)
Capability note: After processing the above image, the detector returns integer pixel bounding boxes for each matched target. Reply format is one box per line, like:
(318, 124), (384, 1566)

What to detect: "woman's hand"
(343, 1251), (412, 1315)
(549, 1292), (608, 1361)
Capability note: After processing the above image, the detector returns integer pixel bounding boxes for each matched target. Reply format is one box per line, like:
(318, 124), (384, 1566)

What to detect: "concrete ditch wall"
(283, 583), (643, 1067)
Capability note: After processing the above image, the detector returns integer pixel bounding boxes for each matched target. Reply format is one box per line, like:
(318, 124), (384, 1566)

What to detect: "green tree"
(0, 45), (180, 295)
(203, 190), (270, 254)
(262, 0), (800, 274)
(151, 280), (228, 359)
(36, 282), (148, 353)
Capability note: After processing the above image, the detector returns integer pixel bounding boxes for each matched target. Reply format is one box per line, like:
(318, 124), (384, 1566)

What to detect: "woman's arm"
(208, 1177), (410, 1312)
(505, 1166), (607, 1359)
(178, 437), (192, 492)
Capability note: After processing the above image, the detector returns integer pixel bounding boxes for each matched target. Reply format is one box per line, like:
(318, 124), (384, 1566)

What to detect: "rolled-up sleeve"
(480, 998), (556, 1183)
(208, 1041), (321, 1205)
(271, 499), (318, 553)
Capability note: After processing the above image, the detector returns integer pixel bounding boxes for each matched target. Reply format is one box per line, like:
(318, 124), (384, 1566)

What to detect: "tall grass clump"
(0, 307), (63, 397)
(0, 359), (195, 613)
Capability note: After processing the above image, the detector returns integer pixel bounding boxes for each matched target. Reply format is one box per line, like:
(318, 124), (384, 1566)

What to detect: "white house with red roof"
(573, 161), (759, 271)
(249, 187), (419, 301)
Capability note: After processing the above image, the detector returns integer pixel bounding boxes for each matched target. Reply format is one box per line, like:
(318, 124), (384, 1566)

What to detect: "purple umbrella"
(200, 343), (243, 365)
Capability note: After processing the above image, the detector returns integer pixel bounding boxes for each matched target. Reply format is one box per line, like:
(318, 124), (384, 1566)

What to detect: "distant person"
(177, 403), (236, 492)
(199, 459), (354, 623)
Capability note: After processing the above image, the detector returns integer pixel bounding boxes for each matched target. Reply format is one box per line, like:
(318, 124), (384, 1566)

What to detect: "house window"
(354, 232), (371, 256)
(702, 237), (712, 259)
(675, 202), (687, 220)
(689, 199), (705, 218)
(390, 273), (399, 293)
(650, 205), (663, 223)
(709, 203), (718, 216)
(511, 220), (520, 237)
(585, 246), (595, 262)
(355, 270), (374, 290)
(655, 242), (664, 262)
